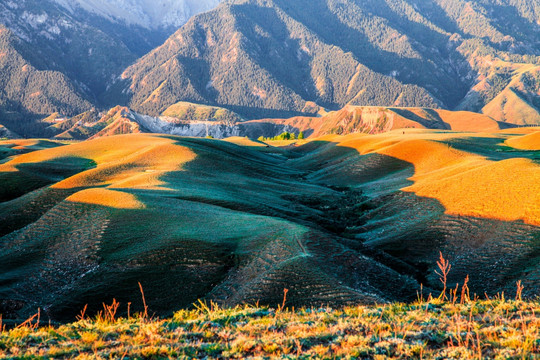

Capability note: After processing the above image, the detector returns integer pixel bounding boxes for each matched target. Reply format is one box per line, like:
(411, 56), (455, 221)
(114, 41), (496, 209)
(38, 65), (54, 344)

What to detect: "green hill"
(0, 131), (538, 323)
(162, 102), (243, 125)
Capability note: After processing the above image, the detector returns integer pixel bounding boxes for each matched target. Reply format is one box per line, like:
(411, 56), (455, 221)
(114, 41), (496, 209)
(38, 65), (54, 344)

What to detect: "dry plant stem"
(280, 288), (289, 312)
(102, 299), (120, 322)
(417, 283), (424, 303)
(16, 309), (40, 330)
(451, 283), (459, 305)
(139, 282), (148, 320)
(516, 280), (524, 301)
(461, 275), (470, 304)
(77, 304), (88, 321)
(435, 252), (452, 301)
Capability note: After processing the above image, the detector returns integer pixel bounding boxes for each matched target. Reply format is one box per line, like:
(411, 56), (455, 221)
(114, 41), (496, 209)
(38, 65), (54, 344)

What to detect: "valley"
(0, 129), (538, 322)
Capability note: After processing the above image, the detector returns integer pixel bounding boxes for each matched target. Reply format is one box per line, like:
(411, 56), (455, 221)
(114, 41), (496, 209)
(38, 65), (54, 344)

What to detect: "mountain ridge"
(53, 0), (222, 30)
(111, 0), (540, 124)
(0, 0), (223, 126)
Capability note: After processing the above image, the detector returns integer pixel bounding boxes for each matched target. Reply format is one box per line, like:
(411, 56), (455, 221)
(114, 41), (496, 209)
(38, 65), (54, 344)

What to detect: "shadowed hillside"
(0, 26), (92, 134)
(0, 134), (419, 321)
(0, 130), (538, 323)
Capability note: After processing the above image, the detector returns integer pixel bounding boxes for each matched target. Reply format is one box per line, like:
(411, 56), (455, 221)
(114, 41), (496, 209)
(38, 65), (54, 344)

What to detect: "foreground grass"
(0, 299), (538, 359)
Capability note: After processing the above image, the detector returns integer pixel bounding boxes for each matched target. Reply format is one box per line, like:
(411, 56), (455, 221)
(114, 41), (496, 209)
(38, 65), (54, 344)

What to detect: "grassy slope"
(0, 298), (538, 359)
(162, 102), (243, 124)
(288, 130), (540, 298)
(0, 134), (419, 322)
(0, 131), (539, 324)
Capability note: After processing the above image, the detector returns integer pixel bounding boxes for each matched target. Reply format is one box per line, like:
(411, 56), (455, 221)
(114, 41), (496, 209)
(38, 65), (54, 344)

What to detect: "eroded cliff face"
(135, 112), (244, 138)
(0, 125), (18, 139)
(133, 111), (299, 139)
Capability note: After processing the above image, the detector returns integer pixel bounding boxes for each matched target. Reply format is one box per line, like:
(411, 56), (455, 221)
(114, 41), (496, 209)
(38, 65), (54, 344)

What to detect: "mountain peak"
(52, 0), (222, 29)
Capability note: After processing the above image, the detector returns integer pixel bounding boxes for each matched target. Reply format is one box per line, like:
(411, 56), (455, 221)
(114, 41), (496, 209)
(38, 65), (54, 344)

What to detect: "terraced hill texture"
(0, 130), (539, 323)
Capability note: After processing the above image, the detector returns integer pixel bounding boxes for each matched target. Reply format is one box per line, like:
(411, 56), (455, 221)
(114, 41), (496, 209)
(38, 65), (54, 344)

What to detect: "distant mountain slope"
(0, 0), (222, 124)
(0, 26), (92, 135)
(480, 66), (540, 126)
(112, 0), (540, 121)
(0, 124), (17, 139)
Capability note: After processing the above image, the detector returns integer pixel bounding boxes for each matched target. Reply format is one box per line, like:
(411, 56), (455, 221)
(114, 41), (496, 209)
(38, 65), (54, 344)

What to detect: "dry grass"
(314, 131), (540, 226)
(506, 131), (540, 150)
(0, 296), (537, 359)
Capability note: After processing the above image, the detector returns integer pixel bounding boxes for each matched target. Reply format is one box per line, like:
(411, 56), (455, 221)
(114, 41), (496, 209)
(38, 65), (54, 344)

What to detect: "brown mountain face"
(50, 106), (147, 140)
(457, 61), (540, 125)
(109, 0), (540, 123)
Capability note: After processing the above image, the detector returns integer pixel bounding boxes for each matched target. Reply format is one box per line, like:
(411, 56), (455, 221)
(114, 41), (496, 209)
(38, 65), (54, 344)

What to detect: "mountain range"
(114, 0), (540, 122)
(1, 0), (540, 138)
(0, 0), (220, 135)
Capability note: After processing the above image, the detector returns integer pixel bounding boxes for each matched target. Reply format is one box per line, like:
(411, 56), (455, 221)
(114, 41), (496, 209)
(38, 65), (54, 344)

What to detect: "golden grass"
(66, 188), (145, 209)
(223, 136), (267, 147)
(328, 130), (540, 226)
(250, 107), (504, 138)
(0, 298), (537, 359)
(3, 131), (538, 223)
(433, 110), (501, 132)
(506, 131), (540, 150)
(0, 134), (198, 204)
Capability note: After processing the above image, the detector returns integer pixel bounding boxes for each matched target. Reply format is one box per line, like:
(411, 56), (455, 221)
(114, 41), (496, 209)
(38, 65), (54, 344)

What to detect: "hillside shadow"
(389, 108), (451, 130)
(436, 136), (540, 163)
(0, 157), (97, 203)
(0, 136), (538, 323)
(289, 139), (540, 297)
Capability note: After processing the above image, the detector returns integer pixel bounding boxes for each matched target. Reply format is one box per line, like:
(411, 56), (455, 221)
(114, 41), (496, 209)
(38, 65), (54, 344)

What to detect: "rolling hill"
(0, 130), (538, 322)
(41, 105), (515, 141)
(247, 106), (506, 138)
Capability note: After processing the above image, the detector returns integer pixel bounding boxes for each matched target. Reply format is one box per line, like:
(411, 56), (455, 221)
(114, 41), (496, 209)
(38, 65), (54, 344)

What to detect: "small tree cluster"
(259, 131), (304, 141)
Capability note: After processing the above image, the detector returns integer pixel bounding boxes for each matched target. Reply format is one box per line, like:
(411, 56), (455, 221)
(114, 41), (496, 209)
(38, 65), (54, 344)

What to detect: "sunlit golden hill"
(0, 129), (539, 323)
(248, 106), (505, 137)
(37, 105), (517, 141)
